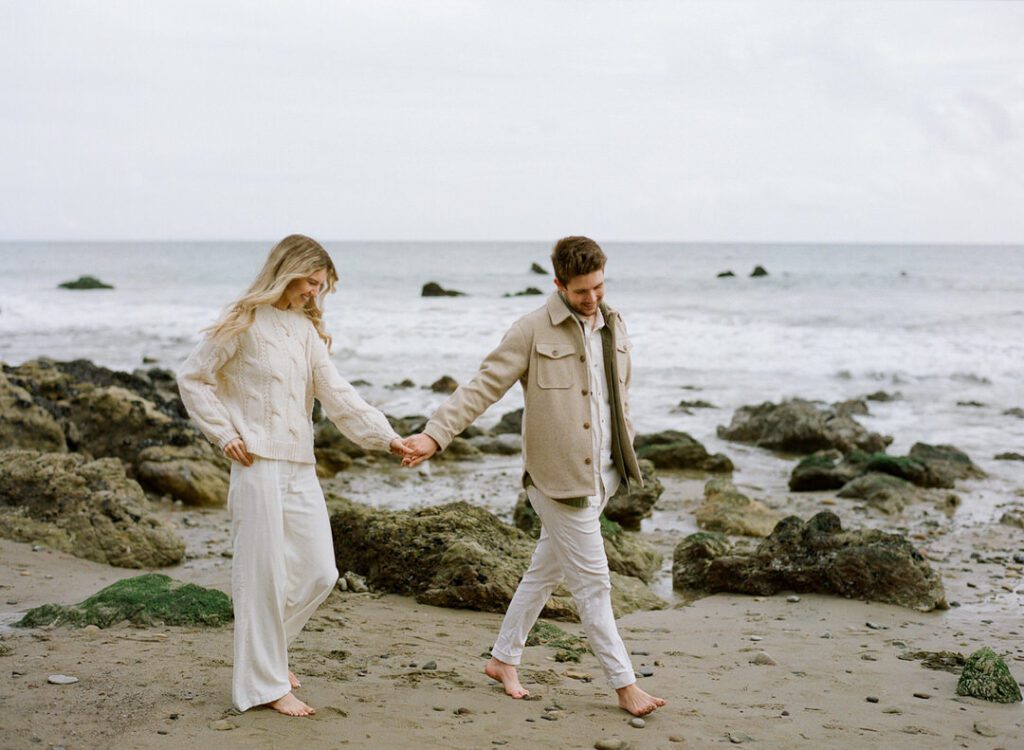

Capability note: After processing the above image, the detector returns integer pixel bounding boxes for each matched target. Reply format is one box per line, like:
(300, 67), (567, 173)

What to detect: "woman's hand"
(224, 438), (254, 466)
(389, 437), (416, 462)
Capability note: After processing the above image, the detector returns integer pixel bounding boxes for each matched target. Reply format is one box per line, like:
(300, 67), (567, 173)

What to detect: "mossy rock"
(58, 275), (113, 290)
(955, 647), (1022, 703)
(526, 619), (590, 663)
(16, 574), (232, 628)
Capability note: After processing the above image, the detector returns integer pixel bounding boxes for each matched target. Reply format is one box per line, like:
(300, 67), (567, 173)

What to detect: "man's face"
(555, 269), (605, 318)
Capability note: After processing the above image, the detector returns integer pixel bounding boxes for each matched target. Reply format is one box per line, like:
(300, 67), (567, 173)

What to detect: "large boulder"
(16, 574), (232, 628)
(717, 399), (891, 455)
(672, 531), (732, 591)
(634, 430), (733, 472)
(135, 445), (230, 506)
(421, 282), (465, 297)
(694, 479), (783, 538)
(331, 498), (665, 619)
(512, 492), (662, 582)
(672, 511), (947, 611)
(489, 408), (523, 436)
(0, 450), (185, 567)
(0, 372), (67, 452)
(603, 459), (664, 530)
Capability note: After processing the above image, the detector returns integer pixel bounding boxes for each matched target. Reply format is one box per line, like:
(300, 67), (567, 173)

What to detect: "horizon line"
(1, 238), (1023, 247)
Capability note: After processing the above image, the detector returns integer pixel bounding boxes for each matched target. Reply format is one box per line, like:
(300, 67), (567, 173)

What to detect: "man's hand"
(401, 433), (440, 468)
(224, 438), (254, 466)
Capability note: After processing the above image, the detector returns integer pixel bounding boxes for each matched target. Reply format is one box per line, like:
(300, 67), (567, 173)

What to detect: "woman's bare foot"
(289, 670), (301, 689)
(616, 683), (666, 716)
(484, 656), (530, 699)
(267, 692), (315, 717)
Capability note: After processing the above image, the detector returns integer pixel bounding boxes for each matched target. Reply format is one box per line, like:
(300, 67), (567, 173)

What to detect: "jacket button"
(581, 388), (589, 396)
(584, 457), (592, 465)
(583, 422), (590, 429)
(579, 355), (586, 362)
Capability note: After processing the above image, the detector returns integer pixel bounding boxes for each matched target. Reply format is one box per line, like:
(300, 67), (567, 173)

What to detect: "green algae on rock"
(525, 620), (590, 663)
(956, 647), (1023, 703)
(16, 574), (232, 628)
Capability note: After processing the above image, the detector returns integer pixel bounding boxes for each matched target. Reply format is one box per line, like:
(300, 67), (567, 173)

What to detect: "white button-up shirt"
(574, 308), (621, 506)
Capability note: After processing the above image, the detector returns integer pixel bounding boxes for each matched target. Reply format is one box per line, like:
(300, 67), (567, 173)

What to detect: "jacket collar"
(546, 291), (618, 326)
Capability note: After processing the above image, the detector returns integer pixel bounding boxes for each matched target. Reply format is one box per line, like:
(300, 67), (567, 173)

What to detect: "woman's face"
(280, 268), (329, 309)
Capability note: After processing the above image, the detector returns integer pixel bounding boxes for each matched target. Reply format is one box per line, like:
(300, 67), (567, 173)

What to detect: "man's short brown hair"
(550, 236), (607, 284)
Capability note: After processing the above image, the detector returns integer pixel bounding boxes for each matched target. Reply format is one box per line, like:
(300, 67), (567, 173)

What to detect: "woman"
(177, 235), (411, 717)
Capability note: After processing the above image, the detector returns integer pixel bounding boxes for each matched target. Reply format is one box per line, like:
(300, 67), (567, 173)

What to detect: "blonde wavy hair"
(206, 234), (339, 349)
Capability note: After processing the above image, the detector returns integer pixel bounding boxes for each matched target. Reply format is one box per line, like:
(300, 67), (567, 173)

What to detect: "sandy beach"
(3, 462), (1022, 750)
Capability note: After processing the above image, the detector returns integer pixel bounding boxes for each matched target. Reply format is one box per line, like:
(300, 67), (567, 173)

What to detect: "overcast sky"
(2, 1), (1022, 243)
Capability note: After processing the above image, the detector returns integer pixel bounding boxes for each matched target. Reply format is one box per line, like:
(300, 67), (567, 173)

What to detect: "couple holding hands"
(177, 234), (666, 719)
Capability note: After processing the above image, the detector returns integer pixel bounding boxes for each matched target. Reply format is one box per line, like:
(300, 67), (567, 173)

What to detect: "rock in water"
(634, 430), (733, 472)
(530, 262), (547, 275)
(330, 498), (665, 619)
(489, 408), (524, 435)
(0, 450), (185, 567)
(421, 281), (465, 297)
(17, 573), (232, 628)
(603, 459), (664, 530)
(750, 265), (769, 277)
(955, 647), (1022, 703)
(429, 375), (459, 393)
(694, 478), (782, 538)
(58, 275), (113, 289)
(718, 399), (891, 455)
(671, 511), (947, 611)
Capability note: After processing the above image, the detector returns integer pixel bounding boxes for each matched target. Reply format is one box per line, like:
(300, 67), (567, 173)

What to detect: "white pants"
(491, 486), (636, 689)
(228, 458), (339, 711)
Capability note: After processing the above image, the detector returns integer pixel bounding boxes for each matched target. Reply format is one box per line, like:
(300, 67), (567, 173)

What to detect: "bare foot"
(267, 692), (315, 717)
(484, 656), (530, 699)
(616, 683), (666, 717)
(289, 670), (301, 689)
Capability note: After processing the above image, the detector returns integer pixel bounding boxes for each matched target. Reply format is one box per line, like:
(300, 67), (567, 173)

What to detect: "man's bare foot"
(289, 670), (301, 689)
(267, 692), (315, 717)
(484, 656), (530, 699)
(616, 683), (666, 717)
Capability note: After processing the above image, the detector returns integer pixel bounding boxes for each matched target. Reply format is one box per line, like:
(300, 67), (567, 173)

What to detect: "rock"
(907, 443), (985, 486)
(629, 717), (646, 728)
(468, 434), (522, 455)
(717, 399), (891, 455)
(671, 511), (948, 611)
(514, 493), (662, 583)
(995, 452), (1024, 461)
(833, 399), (869, 417)
(973, 721), (998, 737)
(526, 620), (589, 662)
(490, 408), (523, 436)
(47, 674), (79, 685)
(999, 510), (1024, 529)
(1004, 407), (1024, 418)
(58, 275), (113, 290)
(17, 574), (232, 628)
(865, 390), (900, 402)
(750, 651), (776, 666)
(695, 479), (783, 538)
(433, 436), (482, 461)
(421, 282), (465, 297)
(343, 571), (369, 593)
(634, 430), (733, 473)
(430, 375), (459, 394)
(835, 473), (919, 515)
(594, 740), (631, 750)
(788, 450), (859, 491)
(956, 647), (1022, 703)
(330, 498), (666, 620)
(504, 287), (544, 297)
(0, 372), (68, 452)
(717, 270), (735, 278)
(728, 732), (755, 743)
(208, 720), (237, 731)
(135, 445), (229, 506)
(387, 378), (417, 389)
(675, 399), (716, 414)
(750, 266), (768, 278)
(335, 576), (348, 592)
(604, 459), (664, 530)
(421, 660), (437, 670)
(865, 696), (879, 703)
(0, 450), (185, 567)
(316, 418), (367, 459)
(786, 595), (800, 602)
(530, 262), (547, 275)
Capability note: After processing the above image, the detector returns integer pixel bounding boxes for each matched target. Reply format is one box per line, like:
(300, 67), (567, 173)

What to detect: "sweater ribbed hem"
(243, 436), (316, 464)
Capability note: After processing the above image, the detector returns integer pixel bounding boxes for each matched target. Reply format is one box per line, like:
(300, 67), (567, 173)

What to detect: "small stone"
(541, 713), (559, 721)
(82, 625), (100, 634)
(882, 707), (902, 714)
(565, 669), (593, 681)
(865, 622), (886, 630)
(594, 741), (629, 750)
(728, 732), (754, 744)
(432, 706), (445, 712)
(629, 717), (646, 729)
(32, 545), (43, 552)
(749, 635), (763, 641)
(454, 707), (472, 715)
(786, 595), (800, 603)
(638, 667), (654, 677)
(912, 692), (930, 699)
(750, 651), (777, 666)
(335, 577), (348, 592)
(169, 713), (180, 720)
(208, 720), (236, 731)
(157, 730), (169, 735)
(630, 650), (650, 656)
(421, 660), (437, 671)
(522, 693), (543, 701)
(973, 721), (998, 737)
(781, 710), (789, 716)
(668, 736), (685, 743)
(47, 674), (79, 685)
(865, 696), (879, 703)
(343, 571), (368, 593)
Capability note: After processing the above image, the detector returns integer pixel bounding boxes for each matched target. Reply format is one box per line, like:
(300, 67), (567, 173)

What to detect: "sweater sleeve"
(311, 335), (399, 453)
(423, 322), (530, 451)
(176, 334), (242, 450)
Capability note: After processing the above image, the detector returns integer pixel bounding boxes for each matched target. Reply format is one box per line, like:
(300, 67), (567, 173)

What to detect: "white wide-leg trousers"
(491, 486), (636, 689)
(228, 458), (339, 711)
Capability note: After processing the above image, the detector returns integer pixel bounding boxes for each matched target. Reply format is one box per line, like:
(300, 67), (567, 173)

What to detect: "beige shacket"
(177, 305), (398, 463)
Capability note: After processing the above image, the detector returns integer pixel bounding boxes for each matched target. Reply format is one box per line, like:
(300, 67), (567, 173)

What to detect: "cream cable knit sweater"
(177, 305), (398, 464)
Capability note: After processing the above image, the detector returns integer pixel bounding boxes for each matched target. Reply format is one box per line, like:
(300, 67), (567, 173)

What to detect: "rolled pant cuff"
(608, 673), (638, 690)
(489, 647), (521, 666)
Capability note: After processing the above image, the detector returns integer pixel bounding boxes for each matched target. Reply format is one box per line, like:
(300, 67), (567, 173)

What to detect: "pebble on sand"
(629, 717), (646, 728)
(749, 651), (777, 666)
(47, 674), (79, 685)
(208, 719), (237, 731)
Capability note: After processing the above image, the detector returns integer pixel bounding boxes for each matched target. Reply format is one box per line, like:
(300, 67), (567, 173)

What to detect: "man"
(403, 236), (666, 717)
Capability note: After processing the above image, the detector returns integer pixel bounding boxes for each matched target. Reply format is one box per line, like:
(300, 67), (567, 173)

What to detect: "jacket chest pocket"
(535, 342), (576, 389)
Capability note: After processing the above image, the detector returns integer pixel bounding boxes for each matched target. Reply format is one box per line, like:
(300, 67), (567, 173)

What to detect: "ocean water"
(1, 241), (1022, 520)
